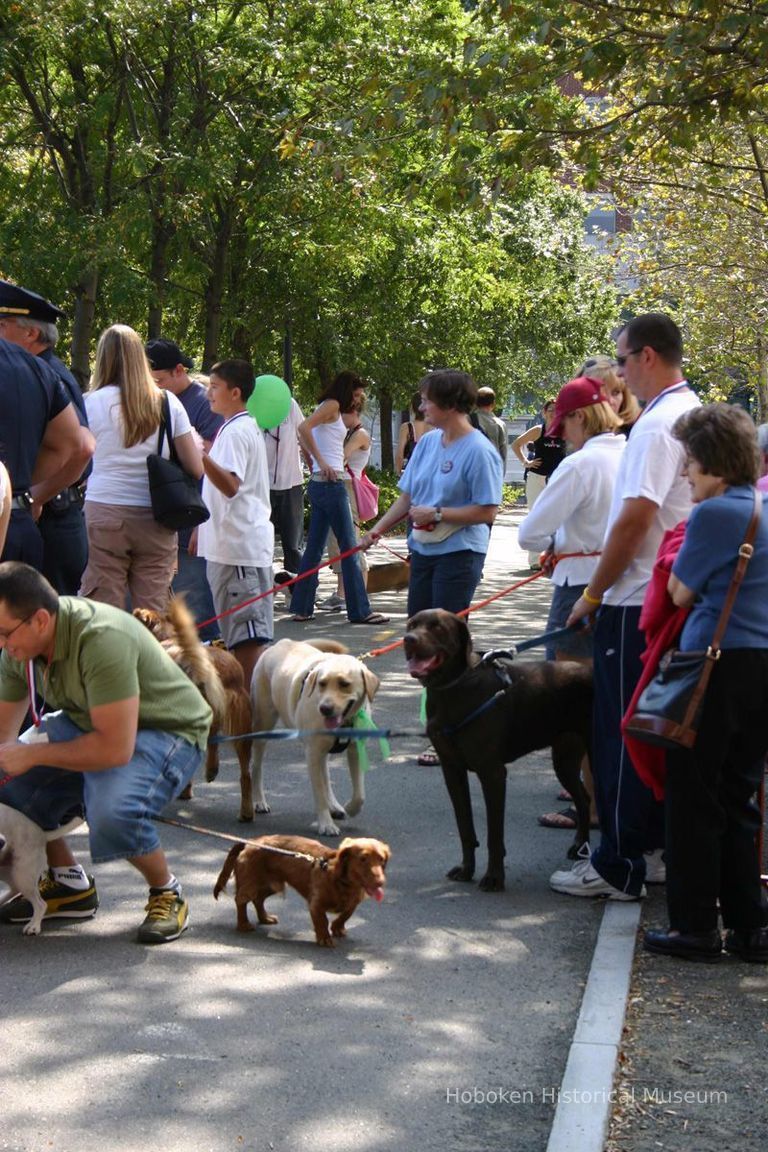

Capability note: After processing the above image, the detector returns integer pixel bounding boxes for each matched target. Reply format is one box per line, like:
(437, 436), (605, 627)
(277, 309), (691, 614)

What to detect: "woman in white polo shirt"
(518, 376), (625, 833)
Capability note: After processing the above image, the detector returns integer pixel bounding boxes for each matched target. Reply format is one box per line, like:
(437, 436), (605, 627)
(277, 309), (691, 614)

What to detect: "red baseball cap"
(548, 376), (610, 438)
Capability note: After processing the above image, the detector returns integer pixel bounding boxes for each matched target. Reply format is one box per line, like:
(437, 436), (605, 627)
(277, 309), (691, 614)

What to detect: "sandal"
(538, 807), (579, 830)
(417, 747), (440, 767)
(351, 613), (390, 625)
(557, 789), (572, 802)
(538, 806), (599, 830)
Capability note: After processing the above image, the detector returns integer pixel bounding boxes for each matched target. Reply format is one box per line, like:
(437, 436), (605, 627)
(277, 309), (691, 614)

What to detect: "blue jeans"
(407, 549), (484, 617)
(290, 479), (372, 621)
(0, 712), (203, 863)
(172, 547), (220, 642)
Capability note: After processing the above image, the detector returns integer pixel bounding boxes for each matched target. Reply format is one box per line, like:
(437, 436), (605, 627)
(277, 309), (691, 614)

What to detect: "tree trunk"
(201, 203), (233, 371)
(757, 335), (768, 423)
(378, 391), (394, 471)
(148, 214), (174, 339)
(69, 265), (99, 388)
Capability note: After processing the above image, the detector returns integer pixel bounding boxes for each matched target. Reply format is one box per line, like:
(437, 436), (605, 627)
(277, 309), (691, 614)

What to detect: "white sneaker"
(644, 849), (666, 885)
(549, 844), (646, 900)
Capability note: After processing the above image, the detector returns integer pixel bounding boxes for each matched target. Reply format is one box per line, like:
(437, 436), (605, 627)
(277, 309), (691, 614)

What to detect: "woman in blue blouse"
(644, 404), (768, 964)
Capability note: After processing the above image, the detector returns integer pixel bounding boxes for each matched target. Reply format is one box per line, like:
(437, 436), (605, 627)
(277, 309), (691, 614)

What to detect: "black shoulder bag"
(146, 393), (210, 531)
(624, 489), (761, 750)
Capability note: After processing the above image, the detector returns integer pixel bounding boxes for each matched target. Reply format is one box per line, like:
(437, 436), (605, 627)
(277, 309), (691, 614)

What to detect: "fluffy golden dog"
(250, 638), (380, 836)
(213, 833), (390, 947)
(133, 600), (255, 820)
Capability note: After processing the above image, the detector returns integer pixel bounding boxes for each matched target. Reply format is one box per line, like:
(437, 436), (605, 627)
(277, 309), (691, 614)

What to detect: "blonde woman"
(579, 354), (640, 435)
(81, 324), (203, 611)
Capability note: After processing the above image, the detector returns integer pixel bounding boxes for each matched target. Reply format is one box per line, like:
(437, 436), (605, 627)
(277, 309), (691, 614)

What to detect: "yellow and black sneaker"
(0, 869), (99, 923)
(137, 889), (190, 944)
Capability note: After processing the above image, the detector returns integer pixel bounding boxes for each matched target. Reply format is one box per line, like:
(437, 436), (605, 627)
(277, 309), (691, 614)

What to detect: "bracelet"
(582, 588), (603, 606)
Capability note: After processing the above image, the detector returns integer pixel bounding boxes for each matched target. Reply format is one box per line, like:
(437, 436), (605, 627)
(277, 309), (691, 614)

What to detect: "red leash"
(195, 541), (367, 630)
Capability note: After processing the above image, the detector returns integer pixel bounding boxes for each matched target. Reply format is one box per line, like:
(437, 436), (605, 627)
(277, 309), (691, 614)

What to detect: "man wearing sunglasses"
(550, 313), (700, 902)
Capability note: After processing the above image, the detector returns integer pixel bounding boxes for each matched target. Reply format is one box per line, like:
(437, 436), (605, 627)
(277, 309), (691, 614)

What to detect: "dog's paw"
(446, 864), (475, 883)
(311, 818), (341, 837)
(22, 921), (42, 936)
(345, 798), (363, 817)
(478, 873), (505, 893)
(330, 806), (347, 820)
(237, 810), (255, 823)
(253, 801), (271, 815)
(316, 936), (336, 948)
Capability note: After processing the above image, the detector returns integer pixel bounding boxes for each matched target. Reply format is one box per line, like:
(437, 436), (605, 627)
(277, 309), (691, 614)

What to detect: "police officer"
(0, 281), (92, 573)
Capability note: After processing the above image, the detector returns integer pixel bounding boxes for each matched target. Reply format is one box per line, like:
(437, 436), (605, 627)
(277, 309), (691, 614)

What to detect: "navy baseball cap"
(145, 338), (194, 371)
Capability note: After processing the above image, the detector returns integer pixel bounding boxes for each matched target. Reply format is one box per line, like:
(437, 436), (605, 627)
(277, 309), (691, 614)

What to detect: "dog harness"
(436, 652), (516, 738)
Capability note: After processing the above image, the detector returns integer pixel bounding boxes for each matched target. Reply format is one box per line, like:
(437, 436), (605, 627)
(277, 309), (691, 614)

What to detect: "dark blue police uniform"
(0, 339), (71, 568)
(37, 349), (90, 594)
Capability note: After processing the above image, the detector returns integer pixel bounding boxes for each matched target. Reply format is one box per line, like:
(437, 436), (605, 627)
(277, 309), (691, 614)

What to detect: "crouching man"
(0, 562), (212, 943)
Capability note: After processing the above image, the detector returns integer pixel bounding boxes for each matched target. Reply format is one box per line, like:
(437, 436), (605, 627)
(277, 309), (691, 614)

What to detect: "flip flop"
(417, 748), (440, 767)
(538, 806), (599, 830)
(539, 807), (579, 830)
(557, 789), (572, 801)
(351, 613), (390, 625)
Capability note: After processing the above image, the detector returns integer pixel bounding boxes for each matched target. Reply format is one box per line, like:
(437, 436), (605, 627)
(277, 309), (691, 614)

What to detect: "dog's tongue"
(406, 655), (441, 679)
(323, 716), (343, 730)
(366, 886), (384, 903)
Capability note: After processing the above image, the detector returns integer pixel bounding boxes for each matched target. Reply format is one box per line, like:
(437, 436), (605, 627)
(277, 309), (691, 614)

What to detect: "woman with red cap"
(518, 377), (625, 832)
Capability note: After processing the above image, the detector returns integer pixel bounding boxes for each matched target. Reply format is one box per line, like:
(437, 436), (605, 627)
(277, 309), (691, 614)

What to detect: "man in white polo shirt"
(550, 313), (699, 901)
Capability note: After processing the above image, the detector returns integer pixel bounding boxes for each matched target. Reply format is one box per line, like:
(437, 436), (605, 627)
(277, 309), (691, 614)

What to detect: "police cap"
(0, 279), (66, 323)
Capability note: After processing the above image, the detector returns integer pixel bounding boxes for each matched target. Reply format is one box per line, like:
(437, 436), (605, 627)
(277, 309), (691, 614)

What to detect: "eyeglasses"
(0, 613), (33, 642)
(616, 348), (644, 368)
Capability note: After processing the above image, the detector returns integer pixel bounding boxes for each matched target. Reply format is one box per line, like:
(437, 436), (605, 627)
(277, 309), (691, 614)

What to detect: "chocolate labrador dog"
(404, 609), (593, 891)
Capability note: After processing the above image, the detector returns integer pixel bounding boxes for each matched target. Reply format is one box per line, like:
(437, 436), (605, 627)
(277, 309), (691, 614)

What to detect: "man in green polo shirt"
(0, 562), (212, 943)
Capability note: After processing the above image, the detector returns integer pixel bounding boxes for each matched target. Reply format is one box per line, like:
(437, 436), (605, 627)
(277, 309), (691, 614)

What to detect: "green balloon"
(247, 374), (292, 429)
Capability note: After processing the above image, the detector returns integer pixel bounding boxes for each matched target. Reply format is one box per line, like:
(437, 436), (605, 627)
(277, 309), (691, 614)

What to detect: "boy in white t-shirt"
(195, 360), (274, 690)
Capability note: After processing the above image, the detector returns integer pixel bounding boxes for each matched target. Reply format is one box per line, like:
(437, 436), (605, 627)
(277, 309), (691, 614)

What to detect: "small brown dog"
(213, 833), (390, 947)
(133, 599), (254, 820)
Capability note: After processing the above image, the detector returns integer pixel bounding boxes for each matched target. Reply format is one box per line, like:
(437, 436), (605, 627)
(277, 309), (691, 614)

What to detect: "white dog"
(250, 638), (380, 836)
(0, 806), (83, 936)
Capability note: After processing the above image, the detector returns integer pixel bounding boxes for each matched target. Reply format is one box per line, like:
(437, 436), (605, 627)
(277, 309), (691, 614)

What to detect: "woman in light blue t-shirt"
(362, 369), (503, 618)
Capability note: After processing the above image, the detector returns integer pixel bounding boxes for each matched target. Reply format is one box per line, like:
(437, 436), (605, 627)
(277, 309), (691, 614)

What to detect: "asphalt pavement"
(0, 514), (673, 1151)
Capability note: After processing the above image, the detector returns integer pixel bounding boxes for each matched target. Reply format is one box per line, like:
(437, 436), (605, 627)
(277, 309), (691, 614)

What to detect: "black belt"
(12, 491), (34, 511)
(43, 484), (86, 513)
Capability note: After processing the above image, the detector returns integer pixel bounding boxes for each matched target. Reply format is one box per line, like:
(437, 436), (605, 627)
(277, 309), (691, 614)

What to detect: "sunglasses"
(616, 348), (644, 368)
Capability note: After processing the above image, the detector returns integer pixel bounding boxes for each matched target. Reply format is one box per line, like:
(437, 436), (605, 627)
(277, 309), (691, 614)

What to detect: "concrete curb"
(546, 901), (641, 1151)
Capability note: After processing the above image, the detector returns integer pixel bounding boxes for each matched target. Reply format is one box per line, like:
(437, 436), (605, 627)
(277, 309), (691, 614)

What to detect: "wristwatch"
(434, 506), (443, 523)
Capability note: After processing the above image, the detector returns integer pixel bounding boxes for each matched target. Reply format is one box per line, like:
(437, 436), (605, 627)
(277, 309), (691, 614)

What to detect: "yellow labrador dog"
(250, 639), (380, 836)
